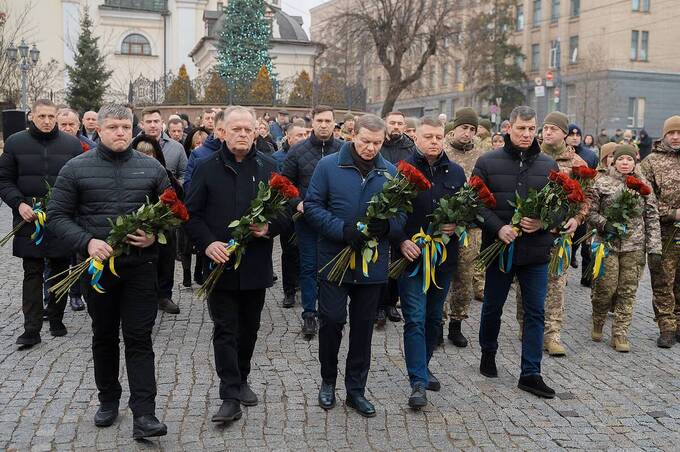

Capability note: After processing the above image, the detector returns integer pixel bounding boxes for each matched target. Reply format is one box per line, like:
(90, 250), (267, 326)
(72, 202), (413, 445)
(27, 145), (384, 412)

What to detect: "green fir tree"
(215, 0), (273, 87)
(65, 8), (112, 113)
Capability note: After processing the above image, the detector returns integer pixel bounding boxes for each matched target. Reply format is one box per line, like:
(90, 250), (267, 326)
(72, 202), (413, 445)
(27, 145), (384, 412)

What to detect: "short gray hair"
(509, 106), (536, 123)
(355, 114), (386, 134)
(223, 105), (256, 127)
(417, 116), (443, 130)
(98, 104), (133, 124)
(57, 108), (79, 121)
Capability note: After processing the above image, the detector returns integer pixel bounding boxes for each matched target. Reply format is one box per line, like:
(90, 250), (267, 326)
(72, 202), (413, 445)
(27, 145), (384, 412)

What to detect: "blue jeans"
(399, 270), (453, 387)
(479, 262), (548, 377)
(296, 217), (318, 316)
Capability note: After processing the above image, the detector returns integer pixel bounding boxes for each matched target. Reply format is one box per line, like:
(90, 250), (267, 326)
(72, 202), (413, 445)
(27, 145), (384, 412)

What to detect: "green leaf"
(228, 220), (240, 228)
(116, 216), (124, 226)
(157, 232), (167, 245)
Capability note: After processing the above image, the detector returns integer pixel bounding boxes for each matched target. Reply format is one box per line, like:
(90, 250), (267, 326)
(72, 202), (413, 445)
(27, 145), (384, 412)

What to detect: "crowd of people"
(1, 98), (679, 439)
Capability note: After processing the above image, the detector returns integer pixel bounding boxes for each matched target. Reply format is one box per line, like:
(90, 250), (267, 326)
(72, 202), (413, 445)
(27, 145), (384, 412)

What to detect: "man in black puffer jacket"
(376, 111), (419, 326)
(282, 105), (342, 337)
(0, 99), (82, 347)
(48, 104), (170, 439)
(473, 106), (560, 400)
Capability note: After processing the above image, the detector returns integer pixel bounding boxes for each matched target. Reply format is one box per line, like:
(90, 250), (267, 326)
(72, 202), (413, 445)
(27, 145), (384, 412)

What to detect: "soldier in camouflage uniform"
(443, 107), (484, 347)
(474, 119), (494, 153)
(516, 112), (588, 357)
(588, 144), (662, 352)
(640, 115), (680, 348)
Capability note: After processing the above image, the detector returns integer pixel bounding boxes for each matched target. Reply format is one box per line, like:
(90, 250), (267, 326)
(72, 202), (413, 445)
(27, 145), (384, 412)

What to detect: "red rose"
(80, 141), (90, 152)
(159, 188), (179, 206)
(396, 161), (431, 191)
(639, 184), (652, 196)
(170, 202), (189, 222)
(480, 191), (496, 208)
(469, 176), (485, 190)
(572, 166), (597, 179)
(282, 185), (300, 199)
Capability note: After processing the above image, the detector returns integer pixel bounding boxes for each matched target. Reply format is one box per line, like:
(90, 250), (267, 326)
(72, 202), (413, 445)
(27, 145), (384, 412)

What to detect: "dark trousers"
(85, 258), (159, 416)
(157, 236), (176, 299)
(479, 262), (548, 377)
(43, 256), (81, 304)
(279, 223), (299, 296)
(379, 278), (399, 310)
(208, 288), (266, 401)
(23, 257), (69, 333)
(318, 280), (381, 396)
(572, 224), (592, 277)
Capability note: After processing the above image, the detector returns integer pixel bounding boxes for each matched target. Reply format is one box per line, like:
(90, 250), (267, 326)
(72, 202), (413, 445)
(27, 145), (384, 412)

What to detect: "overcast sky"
(280, 0), (327, 34)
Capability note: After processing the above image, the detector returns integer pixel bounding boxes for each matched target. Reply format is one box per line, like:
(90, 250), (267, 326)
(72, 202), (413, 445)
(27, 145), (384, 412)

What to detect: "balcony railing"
(102, 0), (168, 13)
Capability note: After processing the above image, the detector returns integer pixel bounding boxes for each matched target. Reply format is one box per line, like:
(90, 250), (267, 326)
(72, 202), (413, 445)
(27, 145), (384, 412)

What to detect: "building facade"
(3, 0), (318, 105)
(311, 0), (680, 137)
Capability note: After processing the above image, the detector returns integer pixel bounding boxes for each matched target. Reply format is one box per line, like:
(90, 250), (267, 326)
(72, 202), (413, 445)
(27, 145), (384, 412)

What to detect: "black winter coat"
(184, 145), (287, 291)
(0, 123), (82, 258)
(47, 145), (170, 260)
(380, 134), (418, 164)
(473, 134), (560, 266)
(282, 132), (342, 206)
(392, 151), (467, 274)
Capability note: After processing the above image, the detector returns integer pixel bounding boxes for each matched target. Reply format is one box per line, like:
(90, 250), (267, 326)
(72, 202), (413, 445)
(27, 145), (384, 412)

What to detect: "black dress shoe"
(94, 402), (119, 427)
(49, 320), (67, 337)
(70, 296), (85, 311)
(408, 383), (427, 409)
(518, 375), (555, 399)
(159, 298), (180, 314)
(386, 306), (402, 322)
(480, 351), (498, 378)
(427, 371), (441, 392)
(318, 381), (336, 410)
(302, 313), (318, 337)
(132, 414), (167, 439)
(239, 383), (258, 406)
(282, 293), (295, 308)
(16, 331), (41, 346)
(346, 394), (376, 418)
(375, 308), (387, 328)
(212, 400), (242, 423)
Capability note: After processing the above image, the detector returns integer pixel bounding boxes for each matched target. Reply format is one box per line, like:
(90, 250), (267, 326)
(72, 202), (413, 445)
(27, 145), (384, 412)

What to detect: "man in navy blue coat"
(305, 114), (404, 417)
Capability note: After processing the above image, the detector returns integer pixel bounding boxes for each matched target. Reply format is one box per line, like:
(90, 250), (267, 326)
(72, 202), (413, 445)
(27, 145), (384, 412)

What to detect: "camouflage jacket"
(587, 168), (662, 254)
(474, 134), (493, 153)
(444, 135), (483, 178)
(541, 142), (591, 224)
(640, 140), (680, 225)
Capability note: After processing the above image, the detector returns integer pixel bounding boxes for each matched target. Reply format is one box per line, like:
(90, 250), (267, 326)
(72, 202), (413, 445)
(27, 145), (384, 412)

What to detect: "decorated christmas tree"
(164, 64), (196, 104)
(288, 70), (312, 106)
(215, 0), (274, 88)
(65, 8), (112, 113)
(250, 65), (274, 104)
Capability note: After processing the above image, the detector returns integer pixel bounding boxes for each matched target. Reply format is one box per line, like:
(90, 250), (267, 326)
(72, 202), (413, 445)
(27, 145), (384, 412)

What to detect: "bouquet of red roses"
(388, 176), (495, 290)
(321, 161), (431, 284)
(589, 175), (651, 279)
(548, 170), (589, 275)
(476, 170), (583, 273)
(197, 173), (299, 299)
(49, 188), (189, 300)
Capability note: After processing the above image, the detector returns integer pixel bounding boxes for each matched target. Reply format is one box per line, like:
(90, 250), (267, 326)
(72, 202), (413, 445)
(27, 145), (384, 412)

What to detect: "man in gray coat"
(140, 107), (187, 183)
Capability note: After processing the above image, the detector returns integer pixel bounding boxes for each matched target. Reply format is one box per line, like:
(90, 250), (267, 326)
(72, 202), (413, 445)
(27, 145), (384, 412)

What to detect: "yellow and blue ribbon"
(408, 228), (448, 293)
(553, 234), (573, 276)
(591, 241), (609, 279)
(30, 207), (46, 246)
(88, 259), (106, 293)
(457, 227), (469, 248)
(499, 241), (515, 273)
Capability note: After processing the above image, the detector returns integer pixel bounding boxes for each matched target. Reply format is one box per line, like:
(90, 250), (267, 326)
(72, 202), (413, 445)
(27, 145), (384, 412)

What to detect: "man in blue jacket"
(474, 106), (559, 399)
(282, 106), (342, 337)
(392, 117), (466, 409)
(305, 114), (404, 417)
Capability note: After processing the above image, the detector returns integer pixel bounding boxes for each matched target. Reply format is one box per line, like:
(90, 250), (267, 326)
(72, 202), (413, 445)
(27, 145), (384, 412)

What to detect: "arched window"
(121, 33), (151, 56)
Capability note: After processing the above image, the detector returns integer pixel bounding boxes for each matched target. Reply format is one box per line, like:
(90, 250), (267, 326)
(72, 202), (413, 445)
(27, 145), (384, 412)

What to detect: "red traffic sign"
(546, 70), (554, 81)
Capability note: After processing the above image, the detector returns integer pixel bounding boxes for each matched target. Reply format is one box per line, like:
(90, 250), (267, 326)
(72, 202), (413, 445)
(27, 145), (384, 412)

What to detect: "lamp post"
(5, 39), (40, 111)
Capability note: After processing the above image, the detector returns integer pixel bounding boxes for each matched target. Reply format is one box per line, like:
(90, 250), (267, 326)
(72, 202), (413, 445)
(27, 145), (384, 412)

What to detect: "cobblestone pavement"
(1, 206), (680, 451)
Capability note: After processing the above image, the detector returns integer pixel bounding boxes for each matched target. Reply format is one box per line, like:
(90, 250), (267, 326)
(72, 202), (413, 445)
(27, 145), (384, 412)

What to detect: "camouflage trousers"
(649, 233), (680, 333)
(591, 250), (645, 337)
(516, 270), (568, 343)
(446, 228), (485, 321)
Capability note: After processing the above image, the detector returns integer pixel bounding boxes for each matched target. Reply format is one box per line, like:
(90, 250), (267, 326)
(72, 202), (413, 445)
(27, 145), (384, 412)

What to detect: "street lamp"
(5, 39), (40, 111)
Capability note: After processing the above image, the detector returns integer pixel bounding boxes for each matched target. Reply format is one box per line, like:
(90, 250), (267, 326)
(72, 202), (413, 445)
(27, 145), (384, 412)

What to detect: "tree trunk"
(381, 84), (403, 117)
